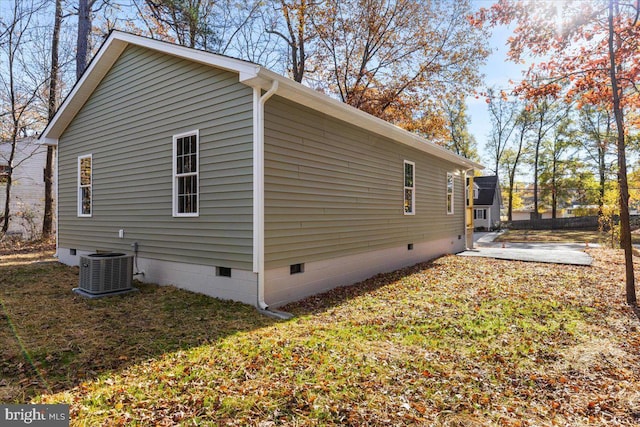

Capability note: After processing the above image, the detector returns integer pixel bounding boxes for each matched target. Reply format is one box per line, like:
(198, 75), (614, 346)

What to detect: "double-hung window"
(404, 160), (415, 215)
(77, 154), (92, 217)
(173, 130), (199, 217)
(447, 172), (454, 215)
(474, 208), (487, 220)
(0, 164), (9, 184)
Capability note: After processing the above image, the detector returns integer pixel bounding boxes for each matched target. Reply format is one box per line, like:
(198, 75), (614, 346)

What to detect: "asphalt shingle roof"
(473, 175), (498, 206)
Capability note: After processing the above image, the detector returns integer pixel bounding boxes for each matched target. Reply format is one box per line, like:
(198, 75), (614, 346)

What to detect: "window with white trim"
(474, 208), (487, 220)
(404, 160), (415, 215)
(173, 130), (199, 217)
(0, 164), (9, 184)
(447, 172), (454, 214)
(77, 155), (92, 217)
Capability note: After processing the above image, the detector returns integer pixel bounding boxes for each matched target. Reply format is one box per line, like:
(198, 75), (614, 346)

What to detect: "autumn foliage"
(475, 0), (639, 123)
(476, 0), (639, 305)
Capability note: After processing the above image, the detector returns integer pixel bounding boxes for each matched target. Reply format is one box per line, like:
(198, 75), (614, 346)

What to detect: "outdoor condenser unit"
(77, 253), (133, 295)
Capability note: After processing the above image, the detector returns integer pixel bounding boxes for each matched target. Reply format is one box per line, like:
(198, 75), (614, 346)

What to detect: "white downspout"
(253, 80), (278, 311)
(54, 146), (59, 257)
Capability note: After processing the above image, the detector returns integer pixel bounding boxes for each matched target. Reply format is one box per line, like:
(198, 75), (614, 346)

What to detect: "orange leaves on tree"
(475, 0), (640, 113)
(311, 0), (490, 140)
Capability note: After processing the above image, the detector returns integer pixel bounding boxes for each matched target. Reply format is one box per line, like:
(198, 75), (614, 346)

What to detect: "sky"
(466, 8), (528, 172)
(0, 0), (526, 171)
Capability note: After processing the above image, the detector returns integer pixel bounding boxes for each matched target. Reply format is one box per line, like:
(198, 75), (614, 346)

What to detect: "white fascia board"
(38, 37), (128, 144)
(109, 32), (261, 77)
(243, 68), (484, 171)
(38, 31), (260, 144)
(39, 137), (59, 146)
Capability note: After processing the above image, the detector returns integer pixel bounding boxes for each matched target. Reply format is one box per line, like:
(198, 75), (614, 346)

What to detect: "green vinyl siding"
(264, 96), (465, 268)
(58, 45), (254, 269)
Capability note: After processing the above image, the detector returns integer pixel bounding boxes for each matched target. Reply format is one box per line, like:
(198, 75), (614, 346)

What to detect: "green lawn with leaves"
(2, 245), (640, 426)
(494, 229), (640, 245)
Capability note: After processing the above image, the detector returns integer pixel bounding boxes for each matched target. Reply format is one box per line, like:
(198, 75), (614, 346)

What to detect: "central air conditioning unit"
(75, 253), (134, 296)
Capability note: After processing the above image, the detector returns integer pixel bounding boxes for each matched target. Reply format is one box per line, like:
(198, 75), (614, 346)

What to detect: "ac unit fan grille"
(79, 253), (133, 294)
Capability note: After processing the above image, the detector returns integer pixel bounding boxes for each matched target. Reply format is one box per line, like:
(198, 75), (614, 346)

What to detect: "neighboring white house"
(0, 138), (51, 239)
(511, 209), (563, 221)
(471, 175), (502, 230)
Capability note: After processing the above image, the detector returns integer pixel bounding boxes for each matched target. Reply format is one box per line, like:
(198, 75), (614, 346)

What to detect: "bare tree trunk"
(507, 143), (523, 221)
(1, 0), (45, 236)
(267, 0), (310, 83)
(3, 15), (18, 234)
(43, 0), (63, 238)
(533, 114), (543, 216)
(43, 148), (56, 237)
(507, 176), (515, 221)
(551, 156), (557, 219)
(1, 144), (16, 234)
(608, 0), (636, 305)
(77, 0), (91, 80)
(598, 119), (610, 217)
(598, 145), (606, 216)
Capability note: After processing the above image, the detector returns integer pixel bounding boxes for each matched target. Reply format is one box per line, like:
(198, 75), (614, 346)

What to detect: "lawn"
(2, 245), (640, 426)
(494, 229), (640, 245)
(493, 229), (609, 244)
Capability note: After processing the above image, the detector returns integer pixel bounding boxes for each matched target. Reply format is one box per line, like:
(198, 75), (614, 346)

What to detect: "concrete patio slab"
(458, 247), (593, 266)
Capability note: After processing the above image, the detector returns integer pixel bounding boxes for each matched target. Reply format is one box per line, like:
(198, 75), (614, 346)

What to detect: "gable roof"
(39, 31), (483, 171)
(473, 175), (500, 206)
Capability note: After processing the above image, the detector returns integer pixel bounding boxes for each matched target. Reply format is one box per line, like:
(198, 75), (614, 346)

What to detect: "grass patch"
(496, 228), (640, 245)
(494, 229), (614, 244)
(2, 249), (640, 426)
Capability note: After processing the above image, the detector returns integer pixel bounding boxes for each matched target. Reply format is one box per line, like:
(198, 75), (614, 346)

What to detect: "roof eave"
(243, 68), (484, 170)
(38, 37), (128, 144)
(38, 31), (261, 144)
(39, 31), (485, 171)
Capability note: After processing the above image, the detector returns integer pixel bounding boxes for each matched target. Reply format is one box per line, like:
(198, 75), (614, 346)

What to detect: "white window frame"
(404, 160), (415, 215)
(447, 172), (454, 215)
(473, 183), (479, 200)
(474, 208), (487, 220)
(172, 130), (200, 217)
(0, 164), (9, 184)
(77, 154), (92, 217)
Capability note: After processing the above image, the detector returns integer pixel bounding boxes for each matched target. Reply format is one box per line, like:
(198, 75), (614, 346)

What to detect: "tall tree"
(479, 0), (639, 305)
(607, 0), (636, 305)
(142, 0), (218, 49)
(486, 87), (518, 175)
(76, 0), (92, 78)
(538, 115), (579, 218)
(527, 96), (569, 216)
(1, 0), (47, 234)
(43, 0), (63, 238)
(500, 106), (532, 221)
(578, 105), (615, 215)
(266, 0), (315, 82)
(441, 95), (478, 160)
(312, 0), (489, 135)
